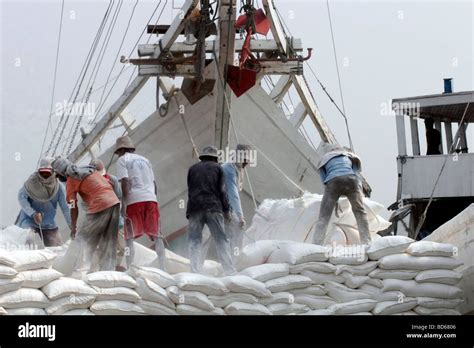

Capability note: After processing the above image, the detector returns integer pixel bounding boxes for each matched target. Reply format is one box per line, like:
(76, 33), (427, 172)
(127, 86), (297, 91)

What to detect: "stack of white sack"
(233, 238), (464, 315)
(0, 247), (61, 315)
(244, 192), (391, 245)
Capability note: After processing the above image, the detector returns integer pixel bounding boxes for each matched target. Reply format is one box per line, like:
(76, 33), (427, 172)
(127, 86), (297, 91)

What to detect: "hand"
(33, 212), (43, 225)
(238, 217), (246, 229)
(70, 226), (77, 240)
(224, 212), (232, 223)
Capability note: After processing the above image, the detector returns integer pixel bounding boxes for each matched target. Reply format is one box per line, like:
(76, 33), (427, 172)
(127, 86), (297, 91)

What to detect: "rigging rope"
(38, 0), (65, 164)
(64, 0), (124, 155)
(49, 0), (114, 156)
(325, 0), (353, 150)
(92, 0), (166, 124)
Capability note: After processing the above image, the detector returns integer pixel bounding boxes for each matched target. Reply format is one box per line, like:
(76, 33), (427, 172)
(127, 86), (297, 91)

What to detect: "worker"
(313, 142), (371, 246)
(222, 144), (252, 258)
(16, 157), (71, 247)
(186, 145), (236, 275)
(425, 117), (442, 155)
(114, 136), (166, 271)
(52, 157), (120, 271)
(90, 159), (126, 272)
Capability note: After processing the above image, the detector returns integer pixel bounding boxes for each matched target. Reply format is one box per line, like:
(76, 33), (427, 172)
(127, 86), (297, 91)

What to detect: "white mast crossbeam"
(137, 39), (303, 56)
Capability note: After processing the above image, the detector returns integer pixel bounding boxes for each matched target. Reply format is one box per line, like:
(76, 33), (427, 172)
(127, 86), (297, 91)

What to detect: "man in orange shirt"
(52, 157), (120, 272)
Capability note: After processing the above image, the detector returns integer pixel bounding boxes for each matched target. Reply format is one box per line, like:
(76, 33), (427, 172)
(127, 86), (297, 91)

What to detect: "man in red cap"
(16, 158), (71, 246)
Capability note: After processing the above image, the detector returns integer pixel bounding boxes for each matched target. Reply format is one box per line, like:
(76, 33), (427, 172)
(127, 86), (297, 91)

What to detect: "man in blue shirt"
(313, 142), (371, 246)
(222, 144), (252, 258)
(16, 158), (71, 246)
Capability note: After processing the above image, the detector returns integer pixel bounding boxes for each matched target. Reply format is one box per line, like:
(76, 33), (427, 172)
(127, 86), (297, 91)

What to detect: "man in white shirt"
(114, 136), (166, 270)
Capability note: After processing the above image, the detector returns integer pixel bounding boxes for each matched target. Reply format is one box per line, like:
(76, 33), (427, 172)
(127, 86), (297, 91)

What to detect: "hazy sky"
(1, 0), (473, 226)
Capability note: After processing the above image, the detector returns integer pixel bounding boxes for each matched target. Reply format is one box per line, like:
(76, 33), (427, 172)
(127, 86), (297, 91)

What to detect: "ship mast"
(67, 0), (338, 163)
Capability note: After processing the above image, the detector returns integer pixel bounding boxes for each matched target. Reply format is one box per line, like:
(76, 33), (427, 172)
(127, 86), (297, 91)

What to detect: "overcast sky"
(1, 0), (473, 226)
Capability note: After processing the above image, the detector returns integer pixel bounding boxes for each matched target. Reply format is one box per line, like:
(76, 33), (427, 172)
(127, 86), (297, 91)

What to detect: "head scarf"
(52, 157), (95, 181)
(24, 171), (59, 203)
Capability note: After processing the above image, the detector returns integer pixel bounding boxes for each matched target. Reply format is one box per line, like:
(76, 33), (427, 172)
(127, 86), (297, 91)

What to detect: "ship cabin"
(390, 79), (473, 239)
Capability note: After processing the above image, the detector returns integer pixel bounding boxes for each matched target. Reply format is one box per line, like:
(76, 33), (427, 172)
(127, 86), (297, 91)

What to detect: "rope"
(49, 0), (114, 156)
(305, 62), (354, 149)
(173, 94), (200, 159)
(92, 0), (166, 123)
(38, 0), (65, 164)
(93, 0), (139, 122)
(64, 0), (124, 155)
(414, 96), (472, 239)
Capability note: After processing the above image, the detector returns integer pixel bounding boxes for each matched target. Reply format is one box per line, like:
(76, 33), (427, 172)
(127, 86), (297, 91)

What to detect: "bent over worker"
(16, 157), (71, 246)
(52, 157), (120, 271)
(313, 142), (371, 246)
(186, 145), (236, 276)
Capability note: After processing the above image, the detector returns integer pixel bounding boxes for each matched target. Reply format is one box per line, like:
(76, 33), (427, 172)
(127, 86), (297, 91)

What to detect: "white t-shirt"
(116, 153), (157, 205)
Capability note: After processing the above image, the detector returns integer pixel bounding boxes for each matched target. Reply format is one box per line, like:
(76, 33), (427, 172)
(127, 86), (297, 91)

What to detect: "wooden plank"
(138, 60), (301, 77)
(215, 0), (236, 149)
(434, 120), (444, 154)
(68, 0), (199, 162)
(137, 39), (303, 56)
(410, 117), (420, 156)
(291, 74), (337, 144)
(269, 75), (292, 104)
(395, 113), (407, 156)
(262, 0), (288, 55)
(289, 102), (307, 128)
(445, 121), (453, 152)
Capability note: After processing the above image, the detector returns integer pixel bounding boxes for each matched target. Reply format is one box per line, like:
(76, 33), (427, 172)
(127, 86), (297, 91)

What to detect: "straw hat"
(199, 145), (219, 160)
(114, 136), (135, 154)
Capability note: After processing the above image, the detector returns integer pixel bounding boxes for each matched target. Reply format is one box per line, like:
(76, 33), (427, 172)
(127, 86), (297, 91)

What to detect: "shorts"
(32, 227), (63, 247)
(124, 201), (160, 240)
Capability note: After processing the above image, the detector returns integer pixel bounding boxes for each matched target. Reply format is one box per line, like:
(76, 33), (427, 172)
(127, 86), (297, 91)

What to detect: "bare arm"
(120, 178), (129, 215)
(70, 202), (79, 239)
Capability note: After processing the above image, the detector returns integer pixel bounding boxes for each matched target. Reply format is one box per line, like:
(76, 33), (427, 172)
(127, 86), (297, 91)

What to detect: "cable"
(93, 0), (139, 124)
(92, 0), (165, 123)
(49, 0), (114, 156)
(64, 0), (125, 154)
(325, 0), (353, 150)
(38, 0), (65, 164)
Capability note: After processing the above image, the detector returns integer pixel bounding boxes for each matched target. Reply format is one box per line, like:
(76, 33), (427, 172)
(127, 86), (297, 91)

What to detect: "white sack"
(366, 236), (414, 260)
(20, 269), (63, 288)
(382, 279), (463, 299)
(90, 300), (146, 315)
(173, 273), (228, 296)
(224, 302), (272, 315)
(221, 275), (271, 298)
(378, 254), (462, 270)
(42, 278), (97, 300)
(239, 263), (289, 282)
(265, 275), (312, 292)
(86, 271), (137, 289)
(406, 241), (456, 257)
(0, 288), (50, 308)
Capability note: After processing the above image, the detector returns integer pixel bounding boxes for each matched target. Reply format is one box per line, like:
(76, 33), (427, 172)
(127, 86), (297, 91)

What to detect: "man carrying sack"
(52, 157), (120, 272)
(313, 142), (372, 246)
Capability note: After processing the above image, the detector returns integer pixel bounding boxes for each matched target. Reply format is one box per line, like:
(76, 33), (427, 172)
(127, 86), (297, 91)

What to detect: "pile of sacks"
(0, 236), (465, 315)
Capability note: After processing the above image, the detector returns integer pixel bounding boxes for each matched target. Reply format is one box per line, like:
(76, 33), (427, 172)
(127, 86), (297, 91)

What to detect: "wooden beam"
(409, 117), (420, 156)
(289, 102), (307, 128)
(269, 75), (292, 104)
(445, 121), (453, 153)
(137, 39), (303, 56)
(138, 60), (300, 77)
(395, 113), (407, 156)
(434, 120), (444, 154)
(215, 0), (236, 149)
(291, 75), (337, 144)
(68, 0), (199, 162)
(262, 0), (288, 55)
